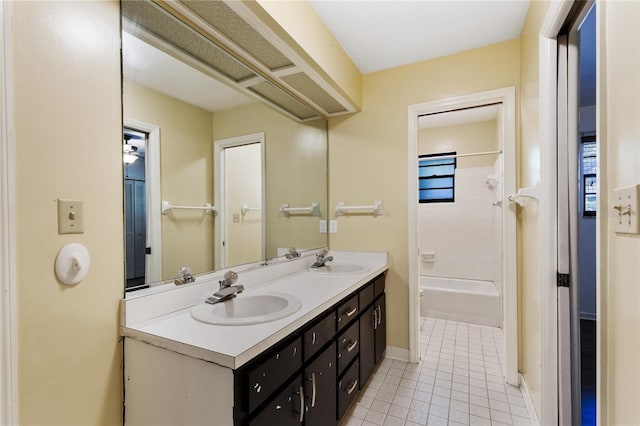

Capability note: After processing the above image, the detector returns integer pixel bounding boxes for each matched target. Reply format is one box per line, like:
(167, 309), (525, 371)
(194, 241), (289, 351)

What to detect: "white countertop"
(121, 251), (388, 369)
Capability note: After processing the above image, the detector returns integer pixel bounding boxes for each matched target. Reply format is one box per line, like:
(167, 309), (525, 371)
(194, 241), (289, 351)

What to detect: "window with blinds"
(582, 137), (597, 216)
(418, 152), (456, 203)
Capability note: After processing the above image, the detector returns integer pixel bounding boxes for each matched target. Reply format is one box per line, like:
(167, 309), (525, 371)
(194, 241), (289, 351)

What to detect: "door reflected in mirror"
(121, 1), (328, 292)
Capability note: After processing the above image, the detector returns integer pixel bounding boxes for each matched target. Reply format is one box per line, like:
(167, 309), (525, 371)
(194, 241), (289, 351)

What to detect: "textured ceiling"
(309, 0), (531, 74)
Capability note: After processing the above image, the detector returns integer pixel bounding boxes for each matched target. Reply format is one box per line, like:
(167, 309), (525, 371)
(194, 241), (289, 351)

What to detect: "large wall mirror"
(121, 0), (328, 292)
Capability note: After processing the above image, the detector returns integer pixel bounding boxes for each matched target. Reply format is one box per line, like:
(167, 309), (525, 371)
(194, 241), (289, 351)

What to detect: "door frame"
(123, 118), (162, 284)
(407, 87), (518, 385)
(538, 2), (577, 424)
(0, 1), (18, 424)
(213, 132), (266, 269)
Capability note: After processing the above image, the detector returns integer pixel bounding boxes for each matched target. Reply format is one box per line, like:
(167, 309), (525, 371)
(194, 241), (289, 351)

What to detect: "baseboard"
(520, 373), (540, 426)
(384, 346), (410, 362)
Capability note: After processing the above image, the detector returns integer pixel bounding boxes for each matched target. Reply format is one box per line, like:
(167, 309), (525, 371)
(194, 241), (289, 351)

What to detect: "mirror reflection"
(122, 1), (328, 291)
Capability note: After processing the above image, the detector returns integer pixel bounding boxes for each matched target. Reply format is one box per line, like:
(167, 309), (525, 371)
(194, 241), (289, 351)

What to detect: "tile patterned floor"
(340, 317), (534, 426)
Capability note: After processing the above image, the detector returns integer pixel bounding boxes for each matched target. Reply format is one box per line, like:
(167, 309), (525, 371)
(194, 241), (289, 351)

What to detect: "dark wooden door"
(359, 304), (375, 386)
(374, 294), (387, 364)
(304, 342), (337, 426)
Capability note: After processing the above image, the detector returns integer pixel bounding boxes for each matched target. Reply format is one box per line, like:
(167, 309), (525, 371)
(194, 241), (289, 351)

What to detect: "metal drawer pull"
(346, 380), (358, 395)
(345, 306), (357, 317)
(312, 332), (316, 345)
(376, 305), (382, 326)
(297, 386), (305, 423)
(373, 309), (378, 330)
(346, 340), (358, 352)
(311, 372), (317, 407)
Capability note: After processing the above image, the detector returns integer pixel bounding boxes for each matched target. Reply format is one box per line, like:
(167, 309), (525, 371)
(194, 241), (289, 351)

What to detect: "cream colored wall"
(419, 120), (498, 168)
(11, 1), (123, 424)
(123, 81), (214, 280)
(252, 0), (362, 110)
(517, 0), (550, 417)
(212, 102), (327, 259)
(600, 2), (640, 424)
(328, 39), (520, 351)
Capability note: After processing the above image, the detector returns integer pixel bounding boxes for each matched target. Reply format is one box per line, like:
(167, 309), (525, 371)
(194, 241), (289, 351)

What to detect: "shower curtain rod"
(421, 149), (502, 160)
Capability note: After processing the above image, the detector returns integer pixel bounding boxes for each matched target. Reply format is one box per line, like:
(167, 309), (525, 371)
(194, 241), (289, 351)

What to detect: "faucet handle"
(219, 270), (238, 287)
(285, 247), (301, 259)
(317, 248), (329, 259)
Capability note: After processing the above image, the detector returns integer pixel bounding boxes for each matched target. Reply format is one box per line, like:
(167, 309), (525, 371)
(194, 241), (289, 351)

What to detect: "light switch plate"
(329, 220), (338, 234)
(319, 220), (327, 234)
(57, 199), (84, 234)
(612, 184), (639, 234)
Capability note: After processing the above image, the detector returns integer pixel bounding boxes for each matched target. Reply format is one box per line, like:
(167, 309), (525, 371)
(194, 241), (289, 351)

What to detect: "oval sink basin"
(309, 263), (369, 275)
(191, 292), (302, 326)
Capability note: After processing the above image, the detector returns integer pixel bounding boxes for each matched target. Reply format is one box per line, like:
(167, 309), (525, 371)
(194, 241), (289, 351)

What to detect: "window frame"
(418, 152), (456, 203)
(581, 135), (597, 217)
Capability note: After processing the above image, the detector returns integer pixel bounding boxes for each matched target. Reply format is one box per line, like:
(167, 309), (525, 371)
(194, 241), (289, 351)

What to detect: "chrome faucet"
(311, 248), (333, 268)
(285, 247), (301, 260)
(206, 271), (244, 305)
(174, 266), (195, 286)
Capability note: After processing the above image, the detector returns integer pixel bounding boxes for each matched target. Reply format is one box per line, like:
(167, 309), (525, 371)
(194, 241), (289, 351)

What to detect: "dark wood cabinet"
(235, 272), (386, 426)
(304, 342), (337, 426)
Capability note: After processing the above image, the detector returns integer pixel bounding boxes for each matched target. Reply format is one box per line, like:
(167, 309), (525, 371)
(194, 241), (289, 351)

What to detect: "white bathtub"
(420, 276), (501, 327)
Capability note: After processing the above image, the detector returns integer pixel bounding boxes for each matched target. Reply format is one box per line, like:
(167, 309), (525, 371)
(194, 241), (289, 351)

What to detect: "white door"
(214, 133), (265, 269)
(223, 142), (262, 267)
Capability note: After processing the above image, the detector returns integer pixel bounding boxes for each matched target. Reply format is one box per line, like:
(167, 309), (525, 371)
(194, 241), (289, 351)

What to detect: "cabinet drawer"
(373, 274), (385, 298)
(337, 321), (359, 375)
(337, 294), (359, 331)
(359, 282), (375, 310)
(247, 337), (302, 412)
(304, 310), (336, 360)
(249, 376), (303, 426)
(337, 359), (360, 420)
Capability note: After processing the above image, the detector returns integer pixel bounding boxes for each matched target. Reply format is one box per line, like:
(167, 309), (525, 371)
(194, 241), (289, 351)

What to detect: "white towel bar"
(336, 200), (383, 216)
(241, 203), (261, 216)
(281, 202), (320, 217)
(162, 200), (215, 215)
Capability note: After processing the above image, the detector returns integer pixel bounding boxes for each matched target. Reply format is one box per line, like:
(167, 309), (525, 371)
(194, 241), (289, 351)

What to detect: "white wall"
(419, 165), (497, 282)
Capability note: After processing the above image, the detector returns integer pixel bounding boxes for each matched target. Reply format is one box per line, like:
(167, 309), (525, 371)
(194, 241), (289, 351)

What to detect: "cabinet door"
(374, 294), (387, 364)
(359, 304), (375, 387)
(304, 342), (337, 426)
(249, 376), (303, 426)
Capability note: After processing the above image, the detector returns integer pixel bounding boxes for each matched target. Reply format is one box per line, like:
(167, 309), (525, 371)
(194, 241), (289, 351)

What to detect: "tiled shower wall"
(419, 166), (498, 282)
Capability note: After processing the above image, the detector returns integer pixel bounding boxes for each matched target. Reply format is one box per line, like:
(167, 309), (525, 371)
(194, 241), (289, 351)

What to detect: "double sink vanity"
(121, 251), (388, 425)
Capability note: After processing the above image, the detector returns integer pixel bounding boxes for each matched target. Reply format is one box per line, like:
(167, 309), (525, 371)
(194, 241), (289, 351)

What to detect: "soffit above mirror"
(122, 0), (357, 121)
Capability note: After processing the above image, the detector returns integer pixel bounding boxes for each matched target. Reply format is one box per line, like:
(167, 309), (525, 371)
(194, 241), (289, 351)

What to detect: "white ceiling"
(308, 0), (531, 74)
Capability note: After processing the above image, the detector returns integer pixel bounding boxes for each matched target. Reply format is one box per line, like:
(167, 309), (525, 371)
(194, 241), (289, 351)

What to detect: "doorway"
(408, 87), (518, 385)
(557, 3), (597, 425)
(123, 118), (162, 289)
(214, 133), (265, 269)
(123, 128), (147, 289)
